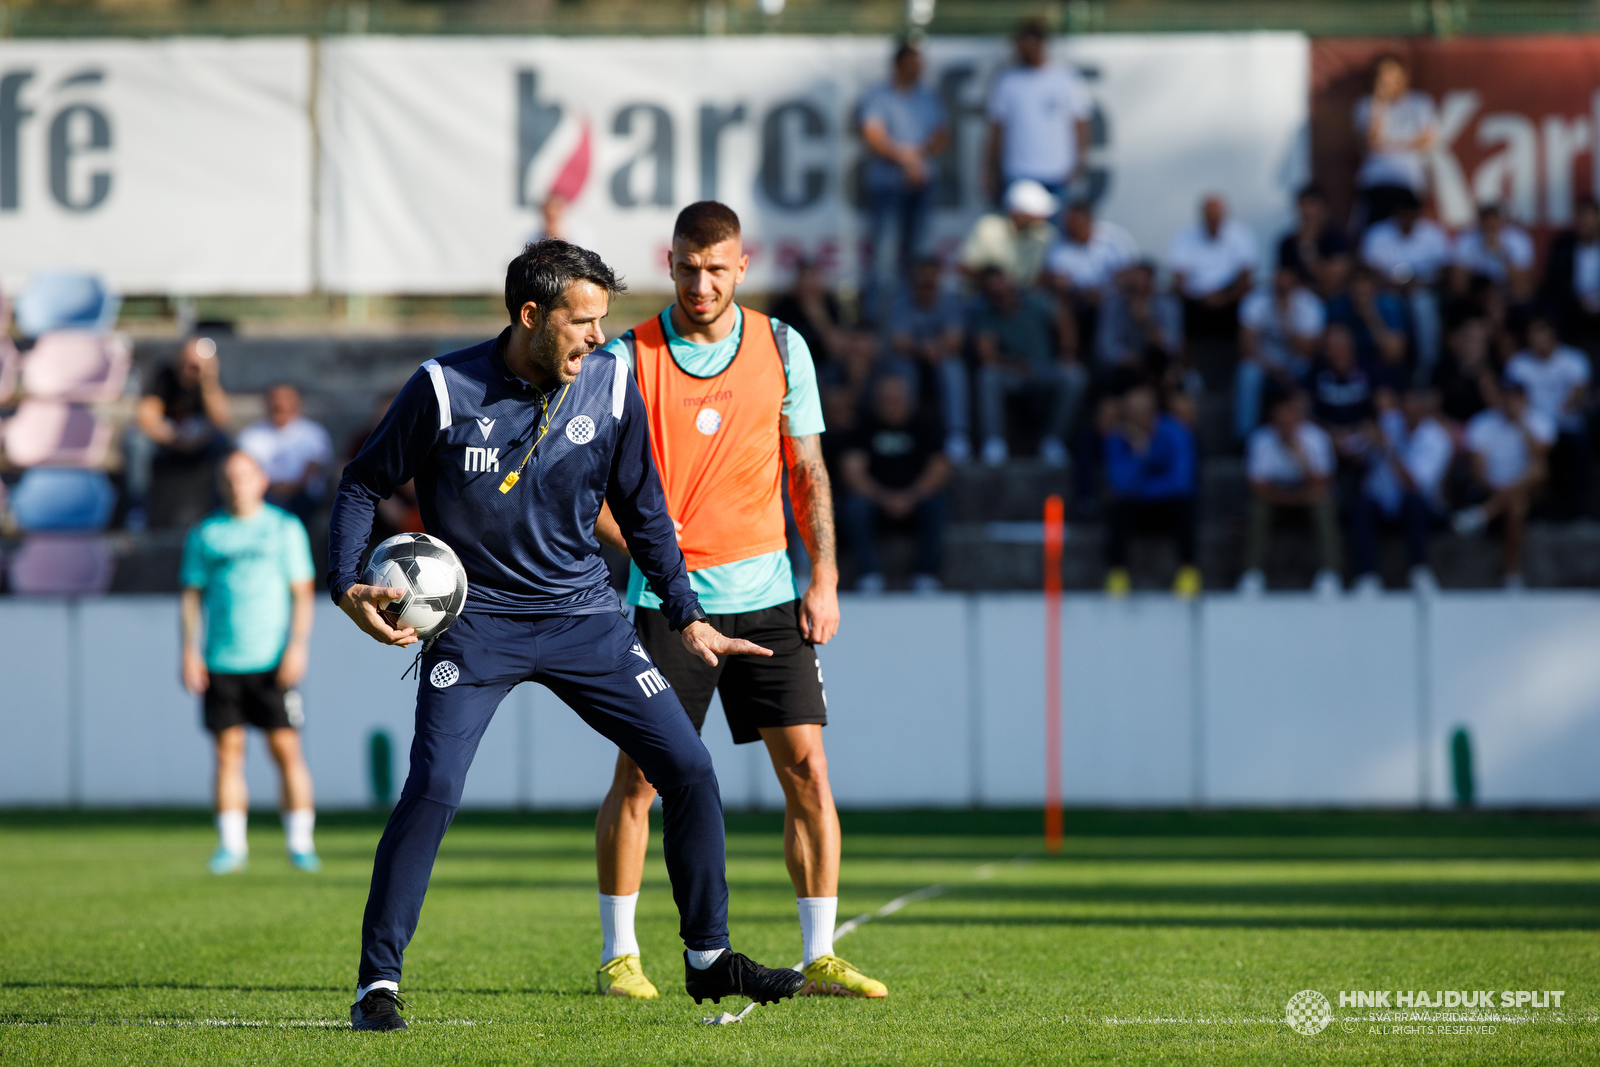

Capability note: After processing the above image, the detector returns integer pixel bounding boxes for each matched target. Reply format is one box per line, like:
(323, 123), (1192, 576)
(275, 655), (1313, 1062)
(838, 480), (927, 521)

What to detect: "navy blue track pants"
(357, 610), (730, 987)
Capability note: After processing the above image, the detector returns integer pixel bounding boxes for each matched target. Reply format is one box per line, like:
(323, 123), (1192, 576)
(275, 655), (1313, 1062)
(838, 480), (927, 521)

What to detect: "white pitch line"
(702, 854), (1030, 1026)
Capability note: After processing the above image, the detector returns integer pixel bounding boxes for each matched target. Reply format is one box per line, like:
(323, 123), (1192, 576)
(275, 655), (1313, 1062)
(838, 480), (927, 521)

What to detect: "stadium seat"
(13, 272), (121, 337)
(7, 534), (115, 594)
(0, 335), (17, 402)
(3, 400), (113, 469)
(20, 330), (131, 402)
(9, 467), (117, 531)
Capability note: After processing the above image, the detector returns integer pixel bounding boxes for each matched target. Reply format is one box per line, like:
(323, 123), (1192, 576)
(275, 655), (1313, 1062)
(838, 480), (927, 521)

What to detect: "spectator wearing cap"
(983, 18), (1093, 205)
(131, 335), (233, 530)
(1046, 200), (1138, 363)
(970, 266), (1084, 467)
(1455, 379), (1553, 587)
(1540, 194), (1600, 358)
(858, 41), (949, 325)
(1453, 204), (1534, 303)
(1505, 316), (1592, 519)
(1354, 53), (1437, 228)
(1239, 389), (1342, 596)
(1350, 387), (1453, 593)
(1102, 382), (1200, 598)
(237, 383), (334, 528)
(1360, 190), (1449, 379)
(1167, 194), (1257, 347)
(839, 373), (951, 594)
(1278, 185), (1351, 298)
(1235, 265), (1325, 439)
(1095, 260), (1183, 370)
(959, 179), (1061, 288)
(888, 257), (971, 461)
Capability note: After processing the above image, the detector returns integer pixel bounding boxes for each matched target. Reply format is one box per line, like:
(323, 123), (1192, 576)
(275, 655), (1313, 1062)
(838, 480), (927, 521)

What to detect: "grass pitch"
(1, 808), (1597, 1065)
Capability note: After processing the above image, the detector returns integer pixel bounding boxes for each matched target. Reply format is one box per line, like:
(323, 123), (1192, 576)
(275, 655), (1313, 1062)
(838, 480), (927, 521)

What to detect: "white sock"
(283, 809), (316, 855)
(217, 810), (247, 855)
(355, 979), (398, 1001)
(598, 892), (640, 963)
(798, 897), (837, 965)
(685, 948), (725, 970)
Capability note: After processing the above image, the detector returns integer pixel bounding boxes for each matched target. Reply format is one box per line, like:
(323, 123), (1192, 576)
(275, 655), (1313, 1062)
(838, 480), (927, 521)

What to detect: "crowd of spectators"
(824, 29), (1600, 594)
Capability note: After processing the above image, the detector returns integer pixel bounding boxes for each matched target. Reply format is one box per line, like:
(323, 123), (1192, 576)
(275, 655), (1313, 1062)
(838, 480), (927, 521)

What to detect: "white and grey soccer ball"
(361, 533), (468, 641)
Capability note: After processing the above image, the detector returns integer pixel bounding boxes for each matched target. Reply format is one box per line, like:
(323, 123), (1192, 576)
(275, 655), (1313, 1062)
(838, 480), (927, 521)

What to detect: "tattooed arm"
(784, 433), (840, 645)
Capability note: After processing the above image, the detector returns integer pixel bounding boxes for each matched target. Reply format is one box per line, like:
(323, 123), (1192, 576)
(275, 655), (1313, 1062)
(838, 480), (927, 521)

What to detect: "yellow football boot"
(596, 954), (658, 999)
(1173, 565), (1202, 599)
(798, 954), (887, 998)
(1105, 567), (1131, 597)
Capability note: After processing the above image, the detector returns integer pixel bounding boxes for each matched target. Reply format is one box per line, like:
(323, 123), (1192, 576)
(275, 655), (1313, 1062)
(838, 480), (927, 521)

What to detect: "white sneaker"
(1313, 569), (1343, 598)
(981, 436), (1009, 467)
(1353, 572), (1383, 596)
(945, 433), (972, 464)
(1408, 565), (1438, 595)
(1236, 569), (1266, 596)
(910, 573), (942, 595)
(856, 572), (885, 595)
(1452, 506), (1488, 536)
(1038, 435), (1068, 468)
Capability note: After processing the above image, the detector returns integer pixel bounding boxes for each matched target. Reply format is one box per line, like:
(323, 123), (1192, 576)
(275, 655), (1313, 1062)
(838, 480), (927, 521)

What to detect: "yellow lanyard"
(498, 382), (571, 494)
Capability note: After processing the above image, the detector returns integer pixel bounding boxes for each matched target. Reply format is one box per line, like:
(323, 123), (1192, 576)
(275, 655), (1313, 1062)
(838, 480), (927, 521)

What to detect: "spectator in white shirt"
(1351, 387), (1453, 592)
(1046, 200), (1137, 360)
(1453, 203), (1535, 301)
(1235, 266), (1326, 438)
(237, 384), (334, 527)
(1505, 316), (1592, 518)
(959, 178), (1061, 288)
(984, 18), (1093, 204)
(1455, 380), (1554, 585)
(1354, 54), (1438, 226)
(1168, 194), (1258, 343)
(1361, 190), (1449, 378)
(1240, 389), (1342, 595)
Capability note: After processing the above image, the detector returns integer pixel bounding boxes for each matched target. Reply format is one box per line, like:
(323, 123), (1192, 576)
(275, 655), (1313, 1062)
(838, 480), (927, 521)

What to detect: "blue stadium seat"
(9, 468), (117, 532)
(13, 272), (121, 337)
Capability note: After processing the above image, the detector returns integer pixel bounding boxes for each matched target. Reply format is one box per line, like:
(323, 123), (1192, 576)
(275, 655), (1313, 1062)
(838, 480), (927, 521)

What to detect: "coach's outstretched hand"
(339, 584), (420, 647)
(681, 620), (772, 667)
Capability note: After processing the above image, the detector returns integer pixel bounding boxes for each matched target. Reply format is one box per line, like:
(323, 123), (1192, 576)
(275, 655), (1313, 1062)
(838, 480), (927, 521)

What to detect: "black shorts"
(633, 600), (827, 745)
(203, 670), (303, 734)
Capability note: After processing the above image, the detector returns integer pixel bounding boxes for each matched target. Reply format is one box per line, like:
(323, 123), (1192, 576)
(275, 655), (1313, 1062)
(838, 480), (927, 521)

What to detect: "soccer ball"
(361, 533), (468, 642)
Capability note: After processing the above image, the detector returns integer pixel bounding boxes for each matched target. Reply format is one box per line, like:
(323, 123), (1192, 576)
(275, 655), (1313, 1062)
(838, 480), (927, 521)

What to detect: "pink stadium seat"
(20, 330), (131, 402)
(2, 400), (113, 468)
(7, 534), (115, 595)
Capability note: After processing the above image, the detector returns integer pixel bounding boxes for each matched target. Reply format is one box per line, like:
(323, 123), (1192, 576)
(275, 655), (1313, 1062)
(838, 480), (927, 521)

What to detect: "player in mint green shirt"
(601, 301), (827, 615)
(180, 449), (319, 875)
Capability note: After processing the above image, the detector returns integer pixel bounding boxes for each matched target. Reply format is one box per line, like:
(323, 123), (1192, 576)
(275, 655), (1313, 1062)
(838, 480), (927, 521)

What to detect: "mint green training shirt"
(180, 504), (315, 673)
(601, 305), (826, 615)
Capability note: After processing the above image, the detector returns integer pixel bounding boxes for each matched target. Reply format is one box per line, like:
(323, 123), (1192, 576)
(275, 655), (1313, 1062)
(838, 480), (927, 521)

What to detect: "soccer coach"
(329, 241), (805, 1031)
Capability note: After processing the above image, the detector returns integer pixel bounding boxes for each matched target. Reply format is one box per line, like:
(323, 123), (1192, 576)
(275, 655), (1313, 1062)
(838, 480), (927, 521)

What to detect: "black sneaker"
(350, 988), (408, 1031)
(684, 949), (806, 1005)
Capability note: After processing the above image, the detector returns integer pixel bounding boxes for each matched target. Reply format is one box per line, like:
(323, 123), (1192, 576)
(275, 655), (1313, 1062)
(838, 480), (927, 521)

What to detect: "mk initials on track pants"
(357, 610), (730, 987)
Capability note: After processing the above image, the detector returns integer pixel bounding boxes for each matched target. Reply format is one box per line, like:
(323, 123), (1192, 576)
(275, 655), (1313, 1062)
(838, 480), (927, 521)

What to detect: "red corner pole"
(1043, 494), (1064, 853)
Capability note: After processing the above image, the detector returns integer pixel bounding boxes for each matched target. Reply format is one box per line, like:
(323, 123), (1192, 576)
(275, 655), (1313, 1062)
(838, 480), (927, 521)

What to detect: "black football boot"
(684, 950), (806, 1005)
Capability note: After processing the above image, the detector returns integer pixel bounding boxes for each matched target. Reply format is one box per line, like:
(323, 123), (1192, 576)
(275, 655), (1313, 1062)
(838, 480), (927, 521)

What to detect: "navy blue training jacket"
(327, 328), (701, 628)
